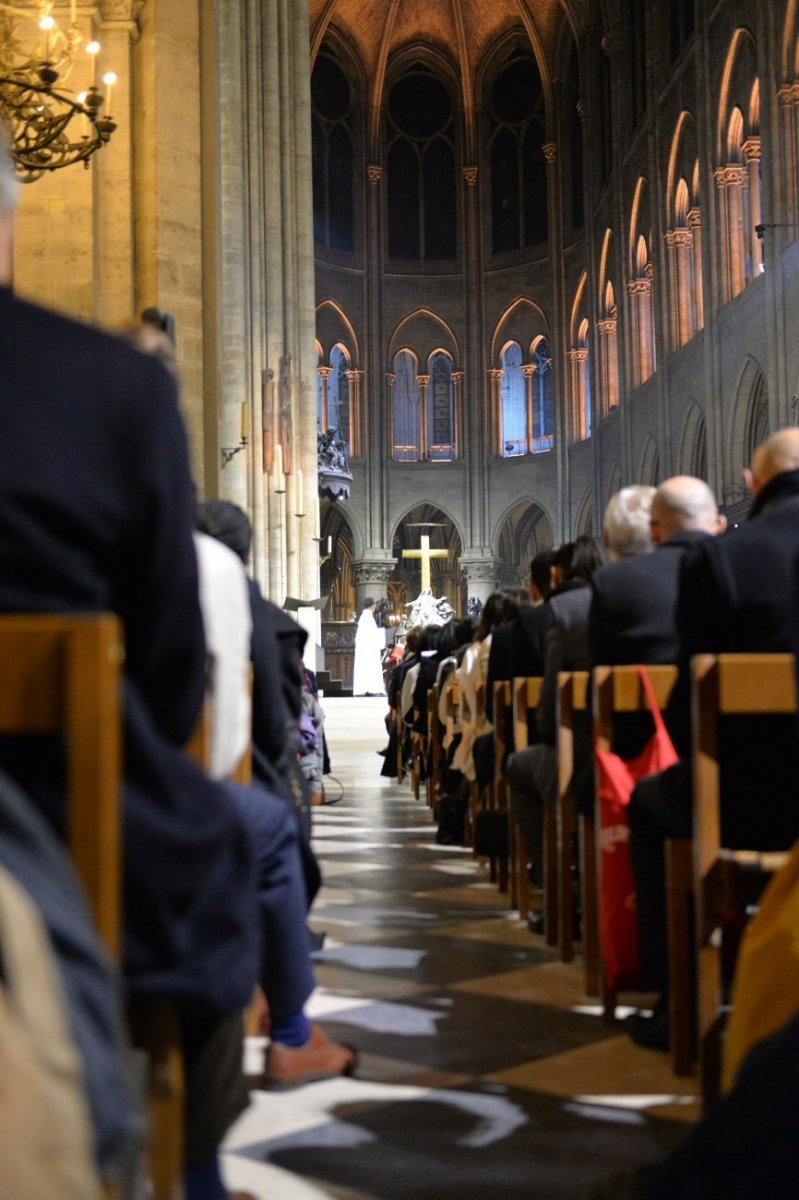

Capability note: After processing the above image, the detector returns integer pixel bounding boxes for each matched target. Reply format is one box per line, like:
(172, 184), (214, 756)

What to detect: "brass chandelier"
(0, 2), (117, 181)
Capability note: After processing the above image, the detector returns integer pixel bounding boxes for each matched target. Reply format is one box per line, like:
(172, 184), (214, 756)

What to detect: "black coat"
(0, 288), (259, 1012)
(671, 471), (799, 849)
(485, 602), (551, 725)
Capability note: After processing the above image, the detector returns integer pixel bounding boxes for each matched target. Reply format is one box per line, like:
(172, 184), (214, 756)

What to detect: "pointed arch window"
(500, 342), (526, 456)
(427, 351), (455, 461)
(391, 350), (420, 461)
(311, 52), (355, 254)
(386, 68), (457, 261)
(488, 56), (548, 254)
(327, 345), (351, 455)
(531, 338), (554, 450)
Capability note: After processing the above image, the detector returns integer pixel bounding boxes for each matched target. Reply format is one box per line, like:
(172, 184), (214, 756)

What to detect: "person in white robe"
(352, 598), (386, 695)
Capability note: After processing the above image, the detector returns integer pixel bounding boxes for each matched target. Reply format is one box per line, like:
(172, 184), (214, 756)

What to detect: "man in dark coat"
(0, 140), (259, 1198)
(628, 434), (799, 1047)
(485, 548), (553, 730)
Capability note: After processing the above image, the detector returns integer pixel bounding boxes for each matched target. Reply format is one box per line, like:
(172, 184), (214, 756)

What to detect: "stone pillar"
(568, 348), (589, 441)
(417, 373), (429, 458)
(459, 557), (498, 609)
(742, 137), (763, 277)
(688, 208), (704, 330)
(596, 317), (618, 417)
(715, 165), (749, 301)
(452, 370), (463, 458)
(626, 277), (653, 385)
(351, 558), (396, 613)
(345, 368), (362, 456)
(317, 365), (331, 430)
(778, 83), (799, 237)
(671, 228), (695, 347)
(487, 368), (503, 454)
(522, 363), (536, 452)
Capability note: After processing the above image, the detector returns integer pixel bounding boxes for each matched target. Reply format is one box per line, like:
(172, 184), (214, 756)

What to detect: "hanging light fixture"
(0, 2), (117, 181)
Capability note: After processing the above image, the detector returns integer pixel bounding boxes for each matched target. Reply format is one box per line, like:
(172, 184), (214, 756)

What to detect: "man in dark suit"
(590, 476), (726, 755)
(0, 136), (259, 1198)
(485, 549), (554, 728)
(628, 436), (799, 1048)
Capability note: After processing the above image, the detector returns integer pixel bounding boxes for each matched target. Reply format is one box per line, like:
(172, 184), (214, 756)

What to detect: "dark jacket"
(485, 602), (551, 724)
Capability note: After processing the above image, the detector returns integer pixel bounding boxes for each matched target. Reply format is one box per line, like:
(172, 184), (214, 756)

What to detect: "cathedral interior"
(6, 0), (799, 645)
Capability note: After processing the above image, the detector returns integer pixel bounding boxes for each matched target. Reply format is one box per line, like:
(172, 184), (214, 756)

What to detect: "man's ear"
(715, 514), (728, 535)
(742, 467), (757, 496)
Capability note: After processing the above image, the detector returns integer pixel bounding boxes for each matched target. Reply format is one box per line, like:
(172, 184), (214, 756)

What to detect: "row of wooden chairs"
(0, 613), (257, 1198)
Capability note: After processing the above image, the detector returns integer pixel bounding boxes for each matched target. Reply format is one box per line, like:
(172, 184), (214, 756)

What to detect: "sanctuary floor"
(222, 697), (699, 1200)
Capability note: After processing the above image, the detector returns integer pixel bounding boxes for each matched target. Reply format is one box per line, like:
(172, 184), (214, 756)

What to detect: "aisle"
(222, 697), (698, 1200)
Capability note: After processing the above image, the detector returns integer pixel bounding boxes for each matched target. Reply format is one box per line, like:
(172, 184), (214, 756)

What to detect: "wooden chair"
(691, 653), (796, 1105)
(593, 665), (678, 1014)
(511, 676), (544, 923)
(490, 680), (512, 894)
(0, 615), (179, 1197)
(555, 670), (589, 964)
(426, 686), (441, 810)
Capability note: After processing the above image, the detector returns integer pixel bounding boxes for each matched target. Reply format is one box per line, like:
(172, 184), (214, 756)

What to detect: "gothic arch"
(390, 502), (464, 614)
(495, 499), (555, 588)
(606, 461), (622, 503)
(574, 489), (594, 537)
(717, 28), (759, 163)
(639, 436), (661, 485)
(316, 299), (360, 364)
(730, 357), (770, 471)
(679, 402), (708, 480)
(321, 504), (358, 621)
(389, 309), (459, 364)
(783, 0), (799, 78)
(491, 296), (550, 362)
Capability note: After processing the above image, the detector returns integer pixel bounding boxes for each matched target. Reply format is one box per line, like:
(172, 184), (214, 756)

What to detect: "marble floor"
(221, 697), (699, 1199)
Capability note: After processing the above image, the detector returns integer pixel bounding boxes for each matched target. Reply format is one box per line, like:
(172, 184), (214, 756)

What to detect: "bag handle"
(636, 665), (670, 738)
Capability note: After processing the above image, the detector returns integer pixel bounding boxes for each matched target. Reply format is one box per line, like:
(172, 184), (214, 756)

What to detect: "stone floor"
(221, 697), (699, 1199)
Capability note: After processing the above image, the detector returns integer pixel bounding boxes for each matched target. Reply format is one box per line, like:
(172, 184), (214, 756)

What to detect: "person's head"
(649, 476), (726, 543)
(404, 625), (423, 655)
(602, 485), (656, 559)
(121, 321), (177, 373)
(530, 549), (555, 603)
(475, 591), (508, 640)
(743, 428), (799, 496)
(0, 121), (18, 285)
(195, 499), (253, 563)
(551, 541), (575, 588)
(419, 624), (441, 653)
(363, 597), (376, 611)
(501, 587), (530, 620)
(565, 535), (607, 582)
(454, 617), (474, 647)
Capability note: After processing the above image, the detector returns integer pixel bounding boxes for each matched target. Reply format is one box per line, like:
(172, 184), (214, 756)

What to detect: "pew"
(511, 676), (545, 926)
(555, 671), (589, 963)
(593, 664), (678, 1015)
(691, 652), (796, 1105)
(426, 685), (442, 810)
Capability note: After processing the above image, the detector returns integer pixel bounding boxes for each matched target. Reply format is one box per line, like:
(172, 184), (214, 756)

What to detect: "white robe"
(352, 609), (385, 695)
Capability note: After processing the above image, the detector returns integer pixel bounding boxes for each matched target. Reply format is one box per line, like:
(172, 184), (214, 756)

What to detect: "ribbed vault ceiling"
(310, 0), (579, 150)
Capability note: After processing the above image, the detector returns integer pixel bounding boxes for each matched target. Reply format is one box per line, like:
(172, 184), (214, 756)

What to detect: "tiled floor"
(222, 697), (699, 1199)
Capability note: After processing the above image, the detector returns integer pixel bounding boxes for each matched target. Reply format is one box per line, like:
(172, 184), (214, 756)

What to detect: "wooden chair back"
(593, 665), (678, 1011)
(692, 652), (796, 1104)
(510, 676), (543, 920)
(555, 671), (589, 963)
(0, 613), (123, 954)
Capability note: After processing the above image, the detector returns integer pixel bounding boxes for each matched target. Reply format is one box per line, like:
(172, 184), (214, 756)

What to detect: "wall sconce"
(221, 401), (249, 469)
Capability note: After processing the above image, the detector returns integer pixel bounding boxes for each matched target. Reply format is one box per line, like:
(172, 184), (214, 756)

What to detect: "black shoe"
(625, 998), (670, 1051)
(527, 909), (545, 935)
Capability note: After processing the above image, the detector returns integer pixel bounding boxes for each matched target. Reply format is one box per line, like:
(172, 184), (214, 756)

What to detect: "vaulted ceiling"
(309, 0), (583, 153)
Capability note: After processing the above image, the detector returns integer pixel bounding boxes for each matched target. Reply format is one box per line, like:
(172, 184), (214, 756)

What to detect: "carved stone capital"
(671, 227), (693, 247)
(487, 368), (503, 382)
(778, 82), (799, 107)
(452, 371), (464, 384)
(543, 141), (558, 163)
(569, 347), (589, 363)
(715, 165), (748, 188)
(352, 559), (396, 587)
(462, 165), (478, 186)
(317, 365), (332, 380)
(627, 277), (652, 295)
(596, 317), (617, 335)
(688, 207), (702, 228)
(741, 136), (761, 162)
(367, 164), (383, 185)
(459, 557), (497, 585)
(345, 368), (362, 382)
(521, 363), (537, 378)
(417, 374), (429, 386)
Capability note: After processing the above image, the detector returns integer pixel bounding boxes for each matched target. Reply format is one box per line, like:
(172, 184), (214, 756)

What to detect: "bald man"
(627, 434), (799, 1049)
(590, 477), (725, 695)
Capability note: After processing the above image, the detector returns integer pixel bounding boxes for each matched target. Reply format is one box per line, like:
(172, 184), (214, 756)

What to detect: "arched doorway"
(391, 504), (464, 618)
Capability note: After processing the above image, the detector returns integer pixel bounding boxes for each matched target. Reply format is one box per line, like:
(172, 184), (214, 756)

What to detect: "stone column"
(672, 228), (695, 347)
(568, 348), (588, 441)
(459, 557), (498, 609)
(487, 368), (503, 454)
(385, 372), (395, 459)
(317, 365), (331, 431)
(417, 373), (429, 458)
(715, 165), (749, 300)
(742, 137), (763, 277)
(522, 363), (536, 452)
(778, 83), (799, 237)
(688, 208), (704, 331)
(351, 559), (396, 613)
(596, 317), (618, 418)
(345, 368), (362, 456)
(452, 370), (463, 458)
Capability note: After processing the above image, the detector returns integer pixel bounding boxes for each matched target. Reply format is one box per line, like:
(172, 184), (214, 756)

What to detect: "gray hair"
(602, 485), (656, 558)
(0, 120), (19, 217)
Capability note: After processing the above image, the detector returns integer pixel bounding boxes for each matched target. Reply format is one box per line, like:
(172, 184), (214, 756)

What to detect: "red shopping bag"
(594, 667), (678, 992)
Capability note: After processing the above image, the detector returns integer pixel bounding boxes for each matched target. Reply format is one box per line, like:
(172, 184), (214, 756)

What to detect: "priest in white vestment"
(352, 598), (386, 695)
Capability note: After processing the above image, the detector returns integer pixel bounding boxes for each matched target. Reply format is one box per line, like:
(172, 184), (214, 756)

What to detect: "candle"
(86, 40), (100, 87)
(240, 400), (250, 442)
(326, 535), (332, 556)
(71, 0), (76, 23)
(313, 496), (320, 539)
(273, 443), (285, 492)
(295, 468), (304, 516)
(103, 70), (116, 115)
